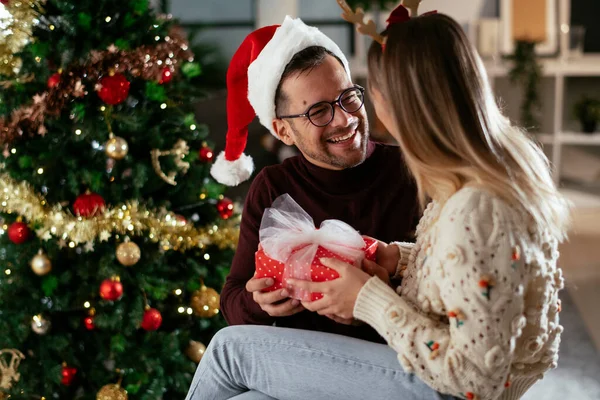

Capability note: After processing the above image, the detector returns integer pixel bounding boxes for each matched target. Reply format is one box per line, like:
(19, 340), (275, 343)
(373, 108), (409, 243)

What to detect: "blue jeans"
(185, 325), (456, 400)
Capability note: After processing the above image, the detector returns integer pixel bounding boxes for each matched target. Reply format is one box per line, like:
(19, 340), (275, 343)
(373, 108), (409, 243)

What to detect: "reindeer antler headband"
(337, 0), (436, 48)
(336, 0), (385, 44)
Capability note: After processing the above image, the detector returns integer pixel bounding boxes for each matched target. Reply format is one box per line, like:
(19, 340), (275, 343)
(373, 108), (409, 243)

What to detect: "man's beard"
(290, 118), (370, 169)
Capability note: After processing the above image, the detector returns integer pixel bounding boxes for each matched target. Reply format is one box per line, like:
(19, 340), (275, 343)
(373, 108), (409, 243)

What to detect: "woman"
(185, 6), (570, 400)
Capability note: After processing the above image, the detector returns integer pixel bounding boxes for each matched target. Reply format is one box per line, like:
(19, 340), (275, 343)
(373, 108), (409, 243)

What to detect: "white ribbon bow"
(259, 194), (366, 300)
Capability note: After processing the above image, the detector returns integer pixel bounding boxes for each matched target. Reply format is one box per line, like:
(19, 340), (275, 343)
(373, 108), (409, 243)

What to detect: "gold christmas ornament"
(190, 284), (220, 318)
(116, 240), (141, 266)
(150, 139), (190, 186)
(0, 349), (25, 391)
(96, 383), (128, 400)
(105, 135), (129, 160)
(185, 340), (206, 363)
(31, 314), (50, 335)
(0, 174), (239, 251)
(30, 249), (52, 276)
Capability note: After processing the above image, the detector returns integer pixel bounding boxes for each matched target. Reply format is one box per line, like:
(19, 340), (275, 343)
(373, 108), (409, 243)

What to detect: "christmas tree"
(0, 1), (238, 398)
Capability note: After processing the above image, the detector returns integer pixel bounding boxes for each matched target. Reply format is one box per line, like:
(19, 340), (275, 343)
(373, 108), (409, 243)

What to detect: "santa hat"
(210, 16), (351, 186)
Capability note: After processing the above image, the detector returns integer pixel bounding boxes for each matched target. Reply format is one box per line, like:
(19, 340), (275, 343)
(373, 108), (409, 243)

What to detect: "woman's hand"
(287, 258), (372, 320)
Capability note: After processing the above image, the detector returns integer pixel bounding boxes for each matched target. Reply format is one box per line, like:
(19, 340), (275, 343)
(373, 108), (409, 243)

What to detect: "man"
(210, 17), (418, 344)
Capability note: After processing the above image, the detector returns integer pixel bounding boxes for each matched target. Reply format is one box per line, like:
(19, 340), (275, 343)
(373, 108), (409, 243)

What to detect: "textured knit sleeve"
(390, 242), (414, 279)
(354, 192), (527, 399)
(220, 172), (275, 326)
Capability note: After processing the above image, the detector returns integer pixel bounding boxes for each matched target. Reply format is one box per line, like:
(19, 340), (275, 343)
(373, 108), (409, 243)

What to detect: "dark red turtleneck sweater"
(220, 142), (419, 343)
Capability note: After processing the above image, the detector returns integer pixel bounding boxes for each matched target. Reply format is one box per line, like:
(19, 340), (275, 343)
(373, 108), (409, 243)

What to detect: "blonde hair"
(368, 14), (570, 241)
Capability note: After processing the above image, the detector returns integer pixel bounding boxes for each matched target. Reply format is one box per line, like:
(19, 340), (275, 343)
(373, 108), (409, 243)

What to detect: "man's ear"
(272, 119), (295, 146)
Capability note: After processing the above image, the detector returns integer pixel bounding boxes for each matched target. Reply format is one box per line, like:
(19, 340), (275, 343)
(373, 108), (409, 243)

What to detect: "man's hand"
(373, 240), (400, 276)
(245, 277), (305, 317)
(362, 259), (391, 287)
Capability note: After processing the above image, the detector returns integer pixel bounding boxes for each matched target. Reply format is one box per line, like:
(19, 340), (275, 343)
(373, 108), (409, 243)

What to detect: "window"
(164, 0), (255, 61)
(298, 0), (353, 56)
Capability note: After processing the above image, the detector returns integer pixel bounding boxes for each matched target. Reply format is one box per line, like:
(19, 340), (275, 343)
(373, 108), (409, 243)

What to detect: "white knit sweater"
(354, 187), (564, 400)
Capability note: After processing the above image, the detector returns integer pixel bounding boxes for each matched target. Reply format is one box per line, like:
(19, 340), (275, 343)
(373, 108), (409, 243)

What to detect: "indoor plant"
(574, 96), (600, 134)
(508, 40), (543, 131)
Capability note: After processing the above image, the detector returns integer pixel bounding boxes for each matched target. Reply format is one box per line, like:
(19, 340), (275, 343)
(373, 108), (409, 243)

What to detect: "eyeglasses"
(277, 85), (365, 127)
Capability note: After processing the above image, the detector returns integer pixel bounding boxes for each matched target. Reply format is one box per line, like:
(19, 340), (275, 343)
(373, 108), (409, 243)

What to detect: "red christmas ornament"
(0, 0), (9, 5)
(216, 198), (234, 220)
(198, 147), (214, 163)
(73, 191), (105, 217)
(141, 307), (162, 331)
(61, 364), (77, 386)
(159, 67), (173, 84)
(47, 73), (61, 89)
(84, 315), (95, 330)
(8, 221), (31, 244)
(99, 277), (123, 301)
(97, 73), (130, 105)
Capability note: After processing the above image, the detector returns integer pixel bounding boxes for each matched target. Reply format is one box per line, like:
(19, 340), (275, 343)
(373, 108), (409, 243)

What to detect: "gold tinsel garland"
(0, 0), (44, 77)
(0, 174), (239, 251)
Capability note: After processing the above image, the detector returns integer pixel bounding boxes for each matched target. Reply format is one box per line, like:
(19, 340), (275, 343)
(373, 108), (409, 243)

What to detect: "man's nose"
(329, 104), (355, 128)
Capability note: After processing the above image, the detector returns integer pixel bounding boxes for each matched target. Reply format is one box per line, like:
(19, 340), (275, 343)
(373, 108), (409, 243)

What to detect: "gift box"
(255, 194), (378, 301)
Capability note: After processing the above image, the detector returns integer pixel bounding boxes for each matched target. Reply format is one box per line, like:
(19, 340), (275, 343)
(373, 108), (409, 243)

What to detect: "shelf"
(559, 132), (600, 145)
(560, 188), (600, 209)
(352, 56), (600, 79)
(484, 55), (600, 78)
(353, 57), (600, 82)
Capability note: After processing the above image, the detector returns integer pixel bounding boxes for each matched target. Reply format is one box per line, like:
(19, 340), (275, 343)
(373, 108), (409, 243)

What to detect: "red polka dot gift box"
(254, 194), (378, 302)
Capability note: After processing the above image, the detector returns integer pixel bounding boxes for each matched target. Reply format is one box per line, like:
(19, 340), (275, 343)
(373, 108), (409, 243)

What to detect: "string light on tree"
(84, 308), (96, 330)
(159, 67), (173, 84)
